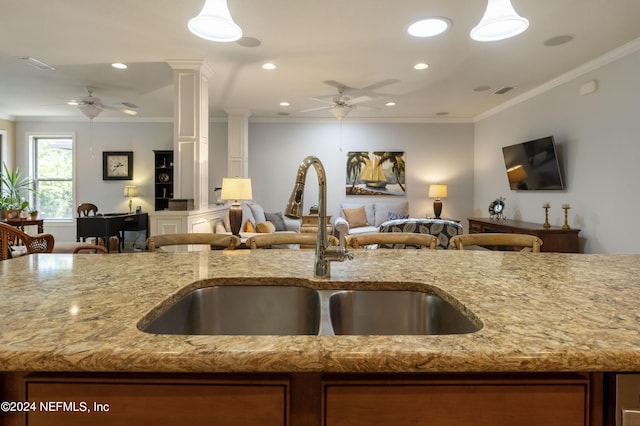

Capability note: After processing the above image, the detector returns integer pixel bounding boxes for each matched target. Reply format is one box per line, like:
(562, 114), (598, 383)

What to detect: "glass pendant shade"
(188, 0), (242, 42)
(470, 0), (529, 42)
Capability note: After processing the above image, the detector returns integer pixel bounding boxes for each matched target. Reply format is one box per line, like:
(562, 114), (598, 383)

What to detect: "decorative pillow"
(265, 212), (287, 231)
(342, 206), (369, 228)
(256, 221), (276, 233)
(246, 201), (267, 224)
(244, 221), (255, 232)
(387, 211), (409, 221)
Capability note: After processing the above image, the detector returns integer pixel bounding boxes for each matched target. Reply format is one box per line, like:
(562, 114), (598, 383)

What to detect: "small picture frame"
(103, 151), (133, 180)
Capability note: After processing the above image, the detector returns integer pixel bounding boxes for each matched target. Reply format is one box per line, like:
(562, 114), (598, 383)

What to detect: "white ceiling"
(1, 0), (639, 121)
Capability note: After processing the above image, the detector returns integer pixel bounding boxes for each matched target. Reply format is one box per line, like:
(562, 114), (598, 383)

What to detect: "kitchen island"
(1, 250), (639, 425)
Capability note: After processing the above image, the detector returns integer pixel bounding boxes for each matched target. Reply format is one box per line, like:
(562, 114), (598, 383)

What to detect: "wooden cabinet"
(23, 374), (288, 426)
(300, 215), (332, 234)
(153, 150), (173, 211)
(1, 372), (601, 426)
(468, 217), (581, 253)
(323, 375), (591, 426)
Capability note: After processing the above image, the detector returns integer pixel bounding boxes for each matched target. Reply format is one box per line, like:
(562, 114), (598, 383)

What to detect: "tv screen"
(502, 136), (564, 190)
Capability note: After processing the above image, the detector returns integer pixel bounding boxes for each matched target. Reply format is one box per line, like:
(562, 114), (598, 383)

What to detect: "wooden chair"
(345, 233), (438, 250)
(146, 233), (241, 252)
(247, 233), (339, 249)
(0, 222), (55, 260)
(77, 203), (98, 217)
(450, 233), (543, 253)
(72, 243), (108, 254)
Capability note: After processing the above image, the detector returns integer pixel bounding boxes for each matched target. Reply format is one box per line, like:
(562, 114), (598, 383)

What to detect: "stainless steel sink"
(141, 285), (321, 335)
(328, 290), (480, 335)
(140, 285), (481, 336)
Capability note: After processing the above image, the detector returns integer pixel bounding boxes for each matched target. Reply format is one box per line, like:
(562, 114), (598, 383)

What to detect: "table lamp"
(123, 185), (138, 214)
(428, 184), (448, 219)
(221, 178), (253, 236)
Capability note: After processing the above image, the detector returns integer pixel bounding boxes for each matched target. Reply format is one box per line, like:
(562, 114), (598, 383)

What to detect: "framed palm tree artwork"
(346, 151), (406, 196)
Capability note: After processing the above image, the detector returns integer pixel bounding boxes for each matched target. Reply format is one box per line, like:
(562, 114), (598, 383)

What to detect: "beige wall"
(0, 118), (16, 166)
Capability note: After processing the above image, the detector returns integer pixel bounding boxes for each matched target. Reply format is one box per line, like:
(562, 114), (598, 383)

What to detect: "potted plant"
(29, 209), (39, 220)
(1, 162), (35, 219)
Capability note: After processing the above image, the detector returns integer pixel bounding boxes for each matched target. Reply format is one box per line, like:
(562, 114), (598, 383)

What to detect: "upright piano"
(77, 212), (149, 252)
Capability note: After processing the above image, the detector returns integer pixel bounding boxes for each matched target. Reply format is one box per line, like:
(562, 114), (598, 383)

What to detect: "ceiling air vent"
(493, 86), (514, 95)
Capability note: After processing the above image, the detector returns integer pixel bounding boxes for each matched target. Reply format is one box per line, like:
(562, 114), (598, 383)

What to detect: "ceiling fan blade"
(102, 104), (138, 115)
(299, 106), (331, 113)
(323, 80), (353, 92)
(348, 95), (373, 105)
(361, 78), (399, 91)
(309, 96), (336, 105)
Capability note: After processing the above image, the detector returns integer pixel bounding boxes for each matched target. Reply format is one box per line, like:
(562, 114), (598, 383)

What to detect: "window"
(31, 135), (74, 220)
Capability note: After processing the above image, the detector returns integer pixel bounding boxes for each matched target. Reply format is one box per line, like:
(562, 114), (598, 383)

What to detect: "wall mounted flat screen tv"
(502, 136), (564, 190)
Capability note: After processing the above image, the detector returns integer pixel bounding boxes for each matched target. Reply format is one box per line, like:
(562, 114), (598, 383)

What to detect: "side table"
(3, 218), (44, 234)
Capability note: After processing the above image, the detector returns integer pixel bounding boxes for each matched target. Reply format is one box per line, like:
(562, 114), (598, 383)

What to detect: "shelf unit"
(153, 150), (174, 211)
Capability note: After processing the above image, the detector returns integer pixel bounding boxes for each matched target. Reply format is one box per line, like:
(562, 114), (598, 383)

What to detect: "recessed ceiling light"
(414, 63), (429, 70)
(67, 100), (79, 106)
(122, 109), (138, 116)
(262, 63), (276, 70)
(385, 101), (397, 107)
(473, 85), (492, 92)
(111, 62), (127, 69)
(280, 102), (290, 107)
(407, 17), (451, 38)
(436, 112), (449, 116)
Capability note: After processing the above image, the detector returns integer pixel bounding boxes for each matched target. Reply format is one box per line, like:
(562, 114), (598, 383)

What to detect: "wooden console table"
(468, 217), (581, 253)
(3, 218), (44, 234)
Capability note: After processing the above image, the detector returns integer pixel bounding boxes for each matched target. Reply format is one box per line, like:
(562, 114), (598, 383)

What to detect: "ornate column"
(225, 109), (251, 177)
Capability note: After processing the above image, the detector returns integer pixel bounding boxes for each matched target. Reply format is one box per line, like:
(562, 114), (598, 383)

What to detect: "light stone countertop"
(1, 250), (640, 374)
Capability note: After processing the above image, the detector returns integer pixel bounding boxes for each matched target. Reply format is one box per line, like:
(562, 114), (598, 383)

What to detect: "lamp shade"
(428, 184), (448, 199)
(221, 178), (252, 201)
(470, 0), (529, 42)
(188, 0), (243, 42)
(123, 185), (138, 197)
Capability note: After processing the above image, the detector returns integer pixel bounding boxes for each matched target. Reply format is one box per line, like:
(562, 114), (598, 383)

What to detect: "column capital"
(166, 60), (214, 79)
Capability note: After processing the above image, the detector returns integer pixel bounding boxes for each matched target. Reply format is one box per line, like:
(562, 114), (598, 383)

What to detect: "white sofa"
(214, 201), (301, 234)
(332, 200), (409, 235)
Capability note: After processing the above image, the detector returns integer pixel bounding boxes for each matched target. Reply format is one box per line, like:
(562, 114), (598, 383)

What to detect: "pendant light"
(188, 0), (242, 42)
(470, 0), (529, 42)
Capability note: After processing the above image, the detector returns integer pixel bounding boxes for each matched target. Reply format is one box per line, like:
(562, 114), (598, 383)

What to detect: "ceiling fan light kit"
(470, 0), (529, 41)
(329, 105), (352, 120)
(188, 0), (243, 42)
(78, 104), (102, 120)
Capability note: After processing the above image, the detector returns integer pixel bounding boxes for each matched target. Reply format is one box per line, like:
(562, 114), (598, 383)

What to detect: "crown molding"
(474, 37), (640, 122)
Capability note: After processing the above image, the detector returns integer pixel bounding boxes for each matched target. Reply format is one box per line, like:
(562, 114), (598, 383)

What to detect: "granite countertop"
(1, 250), (640, 374)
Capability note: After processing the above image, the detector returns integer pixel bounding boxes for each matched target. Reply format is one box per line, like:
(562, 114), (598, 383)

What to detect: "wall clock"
(103, 151), (133, 180)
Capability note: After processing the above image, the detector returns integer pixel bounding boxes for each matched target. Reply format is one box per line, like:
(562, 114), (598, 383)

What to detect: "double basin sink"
(140, 283), (481, 336)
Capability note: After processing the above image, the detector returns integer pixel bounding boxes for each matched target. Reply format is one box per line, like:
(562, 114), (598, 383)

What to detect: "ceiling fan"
(69, 87), (138, 120)
(301, 79), (399, 119)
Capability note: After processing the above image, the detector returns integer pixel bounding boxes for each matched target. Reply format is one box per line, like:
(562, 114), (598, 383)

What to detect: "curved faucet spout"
(285, 156), (352, 278)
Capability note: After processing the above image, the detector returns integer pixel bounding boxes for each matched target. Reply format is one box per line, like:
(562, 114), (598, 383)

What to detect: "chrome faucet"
(285, 156), (353, 278)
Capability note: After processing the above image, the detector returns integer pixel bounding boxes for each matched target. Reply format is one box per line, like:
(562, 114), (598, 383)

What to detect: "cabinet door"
(27, 380), (287, 426)
(325, 382), (587, 426)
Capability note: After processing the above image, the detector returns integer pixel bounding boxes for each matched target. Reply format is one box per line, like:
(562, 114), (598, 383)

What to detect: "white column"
(225, 109), (251, 177)
(167, 60), (213, 209)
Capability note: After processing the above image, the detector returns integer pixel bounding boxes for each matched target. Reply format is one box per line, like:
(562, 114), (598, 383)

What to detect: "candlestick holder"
(562, 206), (571, 230)
(543, 206), (550, 229)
